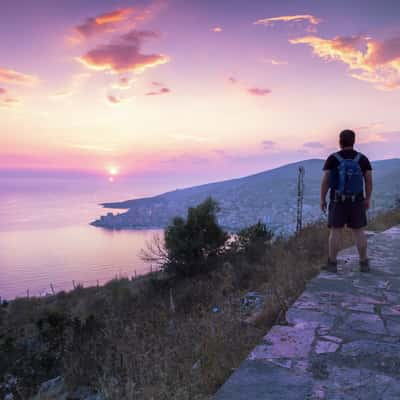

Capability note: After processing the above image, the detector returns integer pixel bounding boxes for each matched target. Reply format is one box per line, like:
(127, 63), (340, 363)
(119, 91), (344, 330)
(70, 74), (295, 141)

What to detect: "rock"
(83, 394), (104, 400)
(31, 376), (67, 400)
(39, 376), (64, 395)
(315, 340), (340, 354)
(240, 292), (265, 315)
(192, 360), (201, 370)
(69, 386), (93, 399)
(4, 393), (14, 400)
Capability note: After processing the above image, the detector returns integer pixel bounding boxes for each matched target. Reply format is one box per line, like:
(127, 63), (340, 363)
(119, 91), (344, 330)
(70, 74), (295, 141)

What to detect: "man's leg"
(329, 228), (342, 262)
(352, 228), (368, 262)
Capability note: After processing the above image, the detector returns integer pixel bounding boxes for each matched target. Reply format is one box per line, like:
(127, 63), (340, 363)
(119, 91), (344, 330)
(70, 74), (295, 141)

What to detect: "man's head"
(339, 129), (356, 149)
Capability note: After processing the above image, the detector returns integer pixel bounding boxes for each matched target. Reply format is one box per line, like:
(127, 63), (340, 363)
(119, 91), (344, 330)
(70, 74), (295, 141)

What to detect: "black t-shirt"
(323, 149), (372, 198)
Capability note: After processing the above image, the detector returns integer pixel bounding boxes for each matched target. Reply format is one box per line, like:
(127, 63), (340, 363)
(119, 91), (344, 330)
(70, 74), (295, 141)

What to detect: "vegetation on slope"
(1, 199), (400, 399)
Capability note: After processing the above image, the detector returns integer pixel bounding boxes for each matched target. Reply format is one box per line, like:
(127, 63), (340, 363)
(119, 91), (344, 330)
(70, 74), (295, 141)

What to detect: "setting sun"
(108, 166), (119, 176)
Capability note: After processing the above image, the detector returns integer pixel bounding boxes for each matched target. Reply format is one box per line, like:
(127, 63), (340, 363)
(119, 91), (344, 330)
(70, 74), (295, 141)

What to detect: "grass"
(1, 207), (400, 400)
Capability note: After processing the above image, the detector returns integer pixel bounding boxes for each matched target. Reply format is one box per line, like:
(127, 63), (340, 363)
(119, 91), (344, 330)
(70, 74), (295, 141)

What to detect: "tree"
(141, 197), (228, 277)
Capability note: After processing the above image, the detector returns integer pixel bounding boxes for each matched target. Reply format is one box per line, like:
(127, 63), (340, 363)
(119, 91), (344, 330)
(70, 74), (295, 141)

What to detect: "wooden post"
(50, 284), (55, 295)
(26, 289), (30, 299)
(135, 270), (137, 279)
(97, 280), (100, 288)
(72, 280), (76, 289)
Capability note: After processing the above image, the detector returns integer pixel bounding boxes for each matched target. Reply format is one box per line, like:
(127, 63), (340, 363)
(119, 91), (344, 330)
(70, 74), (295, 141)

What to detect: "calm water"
(0, 177), (163, 300)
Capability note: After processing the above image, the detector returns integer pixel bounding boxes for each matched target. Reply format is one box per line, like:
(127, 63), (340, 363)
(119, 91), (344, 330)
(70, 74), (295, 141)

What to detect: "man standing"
(320, 129), (373, 273)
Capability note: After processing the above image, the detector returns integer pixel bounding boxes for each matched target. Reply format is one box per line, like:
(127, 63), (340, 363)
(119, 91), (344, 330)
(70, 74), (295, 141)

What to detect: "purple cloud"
(248, 87), (271, 96)
(303, 141), (325, 148)
(262, 140), (277, 149)
(146, 87), (171, 96)
(78, 30), (169, 73)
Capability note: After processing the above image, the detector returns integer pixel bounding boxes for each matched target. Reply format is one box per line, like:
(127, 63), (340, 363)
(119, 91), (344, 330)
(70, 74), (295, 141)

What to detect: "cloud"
(247, 87), (271, 96)
(262, 140), (276, 149)
(0, 67), (38, 85)
(264, 58), (288, 65)
(356, 121), (384, 131)
(303, 141), (325, 148)
(290, 34), (400, 90)
(107, 94), (122, 104)
(0, 97), (20, 108)
(74, 8), (133, 40)
(112, 76), (134, 90)
(0, 88), (6, 95)
(211, 26), (223, 33)
(255, 14), (321, 30)
(228, 76), (237, 84)
(78, 30), (169, 73)
(357, 131), (400, 159)
(146, 87), (171, 96)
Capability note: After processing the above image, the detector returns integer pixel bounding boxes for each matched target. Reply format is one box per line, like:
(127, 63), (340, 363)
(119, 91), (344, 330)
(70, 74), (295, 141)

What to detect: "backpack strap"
(333, 152), (344, 163)
(353, 152), (362, 163)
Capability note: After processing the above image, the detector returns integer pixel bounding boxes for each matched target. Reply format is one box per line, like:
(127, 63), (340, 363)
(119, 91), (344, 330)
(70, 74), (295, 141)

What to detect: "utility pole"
(296, 166), (305, 233)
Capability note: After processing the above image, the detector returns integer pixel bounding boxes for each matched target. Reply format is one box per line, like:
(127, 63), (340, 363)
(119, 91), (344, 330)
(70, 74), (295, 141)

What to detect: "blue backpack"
(330, 152), (364, 198)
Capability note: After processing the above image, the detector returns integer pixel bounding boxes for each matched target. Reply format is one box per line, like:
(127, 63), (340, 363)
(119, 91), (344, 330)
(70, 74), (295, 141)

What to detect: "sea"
(0, 175), (165, 300)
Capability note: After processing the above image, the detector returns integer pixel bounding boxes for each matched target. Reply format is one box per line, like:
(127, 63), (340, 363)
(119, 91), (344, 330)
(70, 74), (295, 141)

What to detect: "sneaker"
(360, 259), (370, 273)
(322, 259), (338, 273)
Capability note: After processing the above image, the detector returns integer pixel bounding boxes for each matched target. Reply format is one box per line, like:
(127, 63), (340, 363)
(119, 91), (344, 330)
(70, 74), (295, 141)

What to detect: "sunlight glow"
(108, 166), (119, 176)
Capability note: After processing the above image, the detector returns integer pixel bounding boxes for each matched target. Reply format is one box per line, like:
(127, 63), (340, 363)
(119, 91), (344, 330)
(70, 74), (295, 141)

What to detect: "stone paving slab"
(214, 226), (400, 400)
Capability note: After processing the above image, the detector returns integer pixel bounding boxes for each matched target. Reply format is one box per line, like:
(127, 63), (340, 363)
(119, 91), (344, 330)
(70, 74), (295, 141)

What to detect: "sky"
(1, 0), (400, 185)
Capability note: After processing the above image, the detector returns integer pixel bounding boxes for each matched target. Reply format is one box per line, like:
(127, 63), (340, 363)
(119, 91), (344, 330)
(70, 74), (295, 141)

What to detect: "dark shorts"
(328, 199), (367, 229)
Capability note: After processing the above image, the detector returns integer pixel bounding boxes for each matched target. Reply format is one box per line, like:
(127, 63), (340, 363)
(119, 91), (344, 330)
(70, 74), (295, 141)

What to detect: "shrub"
(164, 197), (228, 277)
(235, 221), (274, 262)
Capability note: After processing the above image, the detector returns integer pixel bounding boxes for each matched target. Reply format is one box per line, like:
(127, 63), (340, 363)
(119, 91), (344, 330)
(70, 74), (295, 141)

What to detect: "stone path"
(214, 226), (400, 400)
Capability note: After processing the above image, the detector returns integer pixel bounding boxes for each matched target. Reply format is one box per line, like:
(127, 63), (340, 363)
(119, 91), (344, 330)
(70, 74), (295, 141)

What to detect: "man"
(320, 129), (373, 273)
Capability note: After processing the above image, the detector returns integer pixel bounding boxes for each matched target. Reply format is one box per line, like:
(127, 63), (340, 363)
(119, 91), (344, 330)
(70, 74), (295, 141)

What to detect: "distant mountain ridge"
(92, 158), (400, 233)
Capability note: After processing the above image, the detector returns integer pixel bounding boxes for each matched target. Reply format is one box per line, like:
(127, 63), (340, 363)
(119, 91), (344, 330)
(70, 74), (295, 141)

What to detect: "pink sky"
(1, 0), (400, 183)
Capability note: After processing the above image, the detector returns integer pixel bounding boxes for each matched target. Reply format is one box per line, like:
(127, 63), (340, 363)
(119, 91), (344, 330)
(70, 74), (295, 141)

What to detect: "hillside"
(92, 158), (400, 233)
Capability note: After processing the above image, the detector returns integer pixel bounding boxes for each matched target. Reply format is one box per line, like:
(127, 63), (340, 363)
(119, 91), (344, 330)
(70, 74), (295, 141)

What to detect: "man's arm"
(320, 170), (330, 213)
(364, 170), (373, 209)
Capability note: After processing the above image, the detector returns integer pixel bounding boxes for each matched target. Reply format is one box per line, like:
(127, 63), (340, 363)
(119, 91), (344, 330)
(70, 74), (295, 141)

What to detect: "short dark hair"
(339, 129), (355, 148)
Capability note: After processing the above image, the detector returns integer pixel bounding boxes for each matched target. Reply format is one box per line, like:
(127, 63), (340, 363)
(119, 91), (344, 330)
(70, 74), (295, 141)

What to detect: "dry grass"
(1, 208), (399, 400)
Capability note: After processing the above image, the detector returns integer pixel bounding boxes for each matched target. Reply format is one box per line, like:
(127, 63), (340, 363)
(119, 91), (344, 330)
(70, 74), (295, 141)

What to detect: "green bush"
(236, 221), (274, 261)
(164, 197), (228, 277)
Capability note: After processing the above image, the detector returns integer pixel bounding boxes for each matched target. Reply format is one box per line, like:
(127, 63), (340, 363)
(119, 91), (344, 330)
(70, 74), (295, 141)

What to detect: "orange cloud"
(211, 26), (223, 33)
(255, 14), (321, 27)
(96, 8), (133, 25)
(0, 67), (38, 85)
(0, 97), (20, 108)
(247, 87), (271, 96)
(290, 35), (400, 90)
(78, 30), (169, 73)
(107, 94), (122, 104)
(75, 8), (133, 39)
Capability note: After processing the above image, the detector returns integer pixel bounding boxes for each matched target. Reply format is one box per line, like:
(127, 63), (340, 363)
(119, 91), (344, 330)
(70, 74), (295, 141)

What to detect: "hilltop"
(92, 158), (400, 233)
